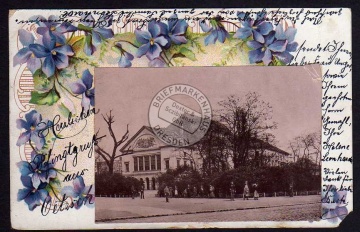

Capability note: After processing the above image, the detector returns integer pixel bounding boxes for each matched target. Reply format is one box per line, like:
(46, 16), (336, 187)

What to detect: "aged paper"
(9, 8), (351, 229)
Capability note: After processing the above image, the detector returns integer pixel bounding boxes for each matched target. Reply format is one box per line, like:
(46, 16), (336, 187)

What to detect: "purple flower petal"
(268, 40), (287, 52)
(172, 19), (188, 35)
(335, 206), (348, 220)
(27, 57), (42, 73)
(16, 131), (31, 146)
(248, 48), (264, 63)
(234, 27), (252, 39)
(124, 51), (134, 61)
(25, 110), (41, 125)
(253, 30), (265, 44)
(16, 118), (30, 130)
(17, 188), (31, 201)
(204, 30), (218, 45)
(82, 70), (93, 90)
(284, 27), (297, 42)
(81, 93), (91, 111)
(19, 29), (35, 47)
(13, 48), (32, 66)
(154, 36), (169, 47)
(148, 21), (161, 37)
(119, 55), (132, 67)
(53, 45), (74, 56)
(29, 44), (49, 58)
(200, 21), (212, 33)
(168, 14), (178, 32)
(264, 31), (276, 46)
(94, 28), (114, 40)
(135, 29), (151, 44)
(17, 161), (33, 176)
(73, 176), (85, 195)
(53, 53), (69, 69)
(262, 48), (273, 65)
(42, 31), (56, 51)
(30, 131), (45, 150)
(69, 81), (87, 94)
(146, 43), (162, 60)
(21, 175), (34, 189)
(275, 24), (285, 40)
(32, 173), (41, 189)
(274, 51), (294, 64)
(247, 40), (263, 50)
(169, 35), (187, 45)
(256, 21), (273, 35)
(84, 35), (96, 56)
(287, 42), (298, 52)
(61, 186), (77, 198)
(24, 192), (40, 211)
(149, 58), (166, 67)
(217, 28), (229, 43)
(57, 22), (77, 33)
(136, 43), (150, 58)
(42, 56), (55, 77)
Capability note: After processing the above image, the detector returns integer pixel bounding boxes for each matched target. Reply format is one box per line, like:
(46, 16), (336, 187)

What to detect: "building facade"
(96, 126), (290, 190)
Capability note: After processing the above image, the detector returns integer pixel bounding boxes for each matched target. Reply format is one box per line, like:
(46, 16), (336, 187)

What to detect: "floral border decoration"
(14, 11), (299, 211)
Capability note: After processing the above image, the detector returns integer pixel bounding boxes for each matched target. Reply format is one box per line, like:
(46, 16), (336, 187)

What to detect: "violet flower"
(69, 69), (94, 110)
(135, 21), (170, 60)
(113, 43), (134, 68)
(13, 29), (41, 73)
(32, 15), (77, 45)
(234, 12), (273, 43)
(78, 14), (114, 56)
(166, 14), (188, 45)
(200, 16), (229, 45)
(272, 24), (299, 64)
(17, 152), (56, 188)
(16, 110), (47, 150)
(61, 176), (94, 209)
(29, 31), (74, 77)
(247, 31), (287, 65)
(17, 175), (48, 211)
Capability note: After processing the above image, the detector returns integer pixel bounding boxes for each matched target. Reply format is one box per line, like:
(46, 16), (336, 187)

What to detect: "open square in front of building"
(95, 191), (321, 223)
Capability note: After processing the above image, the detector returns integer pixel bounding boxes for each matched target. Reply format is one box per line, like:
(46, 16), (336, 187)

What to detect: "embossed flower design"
(17, 152), (57, 188)
(135, 21), (170, 60)
(13, 29), (41, 73)
(69, 69), (95, 110)
(17, 175), (48, 211)
(200, 16), (229, 45)
(61, 176), (94, 209)
(247, 31), (287, 65)
(29, 30), (74, 77)
(16, 110), (47, 150)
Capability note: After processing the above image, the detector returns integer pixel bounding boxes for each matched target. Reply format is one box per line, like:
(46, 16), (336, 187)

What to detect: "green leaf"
(30, 88), (60, 106)
(58, 103), (71, 117)
(33, 69), (53, 91)
(180, 47), (196, 61)
(172, 47), (197, 61)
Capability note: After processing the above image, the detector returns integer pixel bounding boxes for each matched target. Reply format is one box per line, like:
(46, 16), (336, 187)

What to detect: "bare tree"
(95, 110), (129, 174)
(218, 92), (277, 168)
(288, 131), (321, 166)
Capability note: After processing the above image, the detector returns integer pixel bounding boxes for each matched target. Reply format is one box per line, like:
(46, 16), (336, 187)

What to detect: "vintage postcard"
(9, 8), (352, 229)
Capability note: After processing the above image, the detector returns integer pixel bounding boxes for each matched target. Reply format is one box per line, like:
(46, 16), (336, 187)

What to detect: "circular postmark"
(149, 84), (212, 147)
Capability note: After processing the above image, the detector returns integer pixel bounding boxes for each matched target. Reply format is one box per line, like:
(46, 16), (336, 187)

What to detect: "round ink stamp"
(149, 84), (212, 147)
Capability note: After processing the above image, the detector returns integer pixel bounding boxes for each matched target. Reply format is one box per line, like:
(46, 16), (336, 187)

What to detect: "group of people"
(160, 181), (260, 202)
(131, 185), (145, 199)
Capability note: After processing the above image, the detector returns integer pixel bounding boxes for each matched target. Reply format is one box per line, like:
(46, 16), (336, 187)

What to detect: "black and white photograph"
(94, 65), (322, 223)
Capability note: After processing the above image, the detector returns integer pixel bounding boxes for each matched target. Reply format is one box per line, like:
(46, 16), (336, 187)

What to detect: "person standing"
(164, 185), (170, 203)
(131, 185), (136, 199)
(140, 184), (145, 199)
(174, 186), (178, 198)
(209, 184), (215, 198)
(243, 181), (249, 200)
(253, 183), (259, 200)
(230, 181), (235, 201)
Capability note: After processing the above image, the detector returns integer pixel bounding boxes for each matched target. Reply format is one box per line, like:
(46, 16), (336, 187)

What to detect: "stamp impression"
(149, 84), (212, 147)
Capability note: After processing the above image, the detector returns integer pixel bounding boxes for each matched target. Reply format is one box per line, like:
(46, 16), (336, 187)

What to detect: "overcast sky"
(95, 65), (322, 152)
